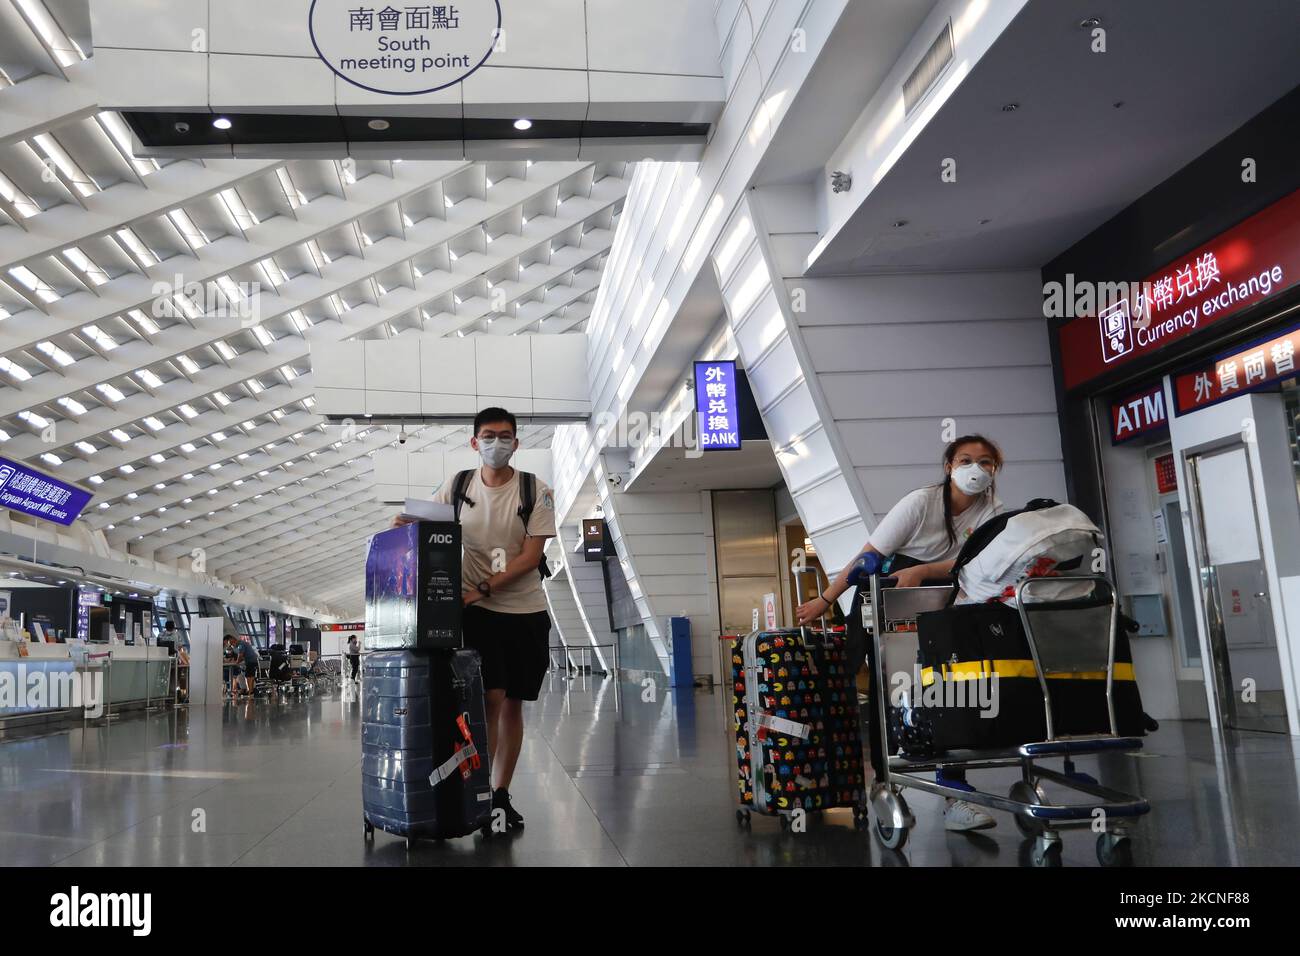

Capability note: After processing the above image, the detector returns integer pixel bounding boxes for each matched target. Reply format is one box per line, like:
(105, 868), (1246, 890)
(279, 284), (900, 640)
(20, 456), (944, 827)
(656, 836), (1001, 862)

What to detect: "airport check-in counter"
(0, 641), (172, 720)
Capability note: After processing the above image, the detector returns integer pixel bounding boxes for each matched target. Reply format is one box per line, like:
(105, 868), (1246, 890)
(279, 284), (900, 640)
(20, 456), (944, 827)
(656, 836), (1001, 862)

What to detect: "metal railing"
(549, 642), (619, 680)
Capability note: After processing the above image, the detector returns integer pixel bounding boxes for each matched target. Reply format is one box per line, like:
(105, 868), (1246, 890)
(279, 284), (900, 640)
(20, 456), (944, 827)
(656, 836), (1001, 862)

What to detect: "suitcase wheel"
(852, 806), (868, 830)
(363, 818), (374, 840)
(1096, 832), (1133, 868)
(735, 809), (751, 828)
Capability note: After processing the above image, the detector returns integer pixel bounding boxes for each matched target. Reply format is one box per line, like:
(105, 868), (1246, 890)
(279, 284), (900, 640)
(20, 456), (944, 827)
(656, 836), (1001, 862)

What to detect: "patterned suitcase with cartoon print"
(732, 628), (867, 826)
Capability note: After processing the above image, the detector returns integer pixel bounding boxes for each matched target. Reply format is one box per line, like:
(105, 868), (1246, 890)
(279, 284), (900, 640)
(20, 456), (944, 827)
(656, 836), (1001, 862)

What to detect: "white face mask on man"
(477, 437), (516, 470)
(951, 462), (993, 495)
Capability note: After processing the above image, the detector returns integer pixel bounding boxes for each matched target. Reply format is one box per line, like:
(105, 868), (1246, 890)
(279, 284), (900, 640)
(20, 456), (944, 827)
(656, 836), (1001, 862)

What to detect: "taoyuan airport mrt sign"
(309, 1), (502, 95)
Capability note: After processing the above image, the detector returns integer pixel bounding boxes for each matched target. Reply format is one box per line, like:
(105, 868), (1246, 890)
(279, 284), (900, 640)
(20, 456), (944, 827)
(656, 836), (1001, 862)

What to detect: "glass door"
(1185, 443), (1289, 732)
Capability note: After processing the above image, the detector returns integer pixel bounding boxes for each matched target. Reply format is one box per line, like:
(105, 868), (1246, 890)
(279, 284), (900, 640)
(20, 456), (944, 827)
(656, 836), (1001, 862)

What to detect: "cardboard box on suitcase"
(364, 521), (462, 651)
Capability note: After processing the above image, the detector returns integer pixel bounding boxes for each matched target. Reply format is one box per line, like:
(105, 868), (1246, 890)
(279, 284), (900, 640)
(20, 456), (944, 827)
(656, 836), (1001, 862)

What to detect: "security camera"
(607, 474), (623, 486)
(174, 121), (190, 134)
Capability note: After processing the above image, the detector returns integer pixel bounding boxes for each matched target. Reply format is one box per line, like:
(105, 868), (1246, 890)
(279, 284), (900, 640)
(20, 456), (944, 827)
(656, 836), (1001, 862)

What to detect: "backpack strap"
(516, 472), (553, 580)
(517, 471), (536, 534)
(451, 469), (475, 522)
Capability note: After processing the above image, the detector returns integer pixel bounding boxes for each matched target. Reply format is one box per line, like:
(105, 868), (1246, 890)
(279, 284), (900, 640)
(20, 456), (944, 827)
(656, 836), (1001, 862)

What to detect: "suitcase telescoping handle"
(793, 564), (833, 649)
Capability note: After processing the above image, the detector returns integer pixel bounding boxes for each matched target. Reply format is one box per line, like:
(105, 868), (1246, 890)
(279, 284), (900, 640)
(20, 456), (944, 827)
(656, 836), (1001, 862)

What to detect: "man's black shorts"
(462, 605), (552, 701)
(243, 661), (258, 679)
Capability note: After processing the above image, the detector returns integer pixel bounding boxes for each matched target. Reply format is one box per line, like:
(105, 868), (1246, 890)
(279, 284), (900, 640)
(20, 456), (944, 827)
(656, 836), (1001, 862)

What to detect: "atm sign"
(1111, 384), (1167, 444)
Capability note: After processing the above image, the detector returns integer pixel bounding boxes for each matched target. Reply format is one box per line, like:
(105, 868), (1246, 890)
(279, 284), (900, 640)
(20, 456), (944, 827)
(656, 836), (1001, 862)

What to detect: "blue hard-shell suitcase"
(361, 649), (492, 847)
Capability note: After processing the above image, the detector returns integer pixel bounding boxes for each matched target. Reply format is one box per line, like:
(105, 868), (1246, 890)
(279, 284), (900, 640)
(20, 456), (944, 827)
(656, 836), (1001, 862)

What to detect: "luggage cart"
(864, 573), (1150, 866)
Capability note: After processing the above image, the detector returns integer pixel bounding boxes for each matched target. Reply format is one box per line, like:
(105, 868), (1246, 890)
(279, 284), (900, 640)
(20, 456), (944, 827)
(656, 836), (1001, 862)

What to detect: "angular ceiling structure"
(0, 0), (630, 616)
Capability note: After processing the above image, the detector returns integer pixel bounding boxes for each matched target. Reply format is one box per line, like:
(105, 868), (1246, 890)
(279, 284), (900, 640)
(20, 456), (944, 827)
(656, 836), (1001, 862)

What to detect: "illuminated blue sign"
(0, 456), (93, 526)
(694, 361), (741, 451)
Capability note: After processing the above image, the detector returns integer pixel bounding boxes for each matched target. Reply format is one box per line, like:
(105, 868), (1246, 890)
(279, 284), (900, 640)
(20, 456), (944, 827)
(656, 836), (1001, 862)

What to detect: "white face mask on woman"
(951, 462), (993, 495)
(477, 437), (515, 470)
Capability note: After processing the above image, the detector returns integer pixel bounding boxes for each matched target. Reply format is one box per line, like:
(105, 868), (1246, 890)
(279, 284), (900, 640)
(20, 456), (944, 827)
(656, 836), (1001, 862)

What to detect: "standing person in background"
(797, 435), (1006, 832)
(232, 633), (261, 699)
(394, 407), (556, 831)
(345, 634), (361, 681)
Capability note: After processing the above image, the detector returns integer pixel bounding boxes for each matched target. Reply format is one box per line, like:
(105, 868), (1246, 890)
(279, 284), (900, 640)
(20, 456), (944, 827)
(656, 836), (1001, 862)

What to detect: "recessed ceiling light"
(213, 117), (233, 130)
(514, 118), (533, 131)
(368, 118), (390, 131)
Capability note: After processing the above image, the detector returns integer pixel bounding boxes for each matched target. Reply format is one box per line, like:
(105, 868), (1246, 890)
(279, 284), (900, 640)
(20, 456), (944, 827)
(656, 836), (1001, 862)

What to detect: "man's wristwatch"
(476, 581), (492, 598)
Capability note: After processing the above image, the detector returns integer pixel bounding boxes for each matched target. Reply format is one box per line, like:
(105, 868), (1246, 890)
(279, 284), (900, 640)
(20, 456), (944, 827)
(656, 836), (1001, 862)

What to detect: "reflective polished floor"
(1, 670), (1298, 866)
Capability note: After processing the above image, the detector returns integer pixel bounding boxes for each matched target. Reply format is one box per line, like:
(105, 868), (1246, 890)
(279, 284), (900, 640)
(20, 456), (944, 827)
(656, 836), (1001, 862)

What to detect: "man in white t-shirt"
(417, 407), (556, 831)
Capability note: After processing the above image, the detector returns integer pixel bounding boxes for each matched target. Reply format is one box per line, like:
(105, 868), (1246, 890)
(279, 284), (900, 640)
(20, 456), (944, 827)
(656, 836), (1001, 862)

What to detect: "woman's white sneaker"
(944, 799), (997, 831)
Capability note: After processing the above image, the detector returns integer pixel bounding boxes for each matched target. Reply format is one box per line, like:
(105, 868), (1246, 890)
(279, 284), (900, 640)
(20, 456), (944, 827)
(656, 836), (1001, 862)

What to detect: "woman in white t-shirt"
(795, 434), (1005, 832)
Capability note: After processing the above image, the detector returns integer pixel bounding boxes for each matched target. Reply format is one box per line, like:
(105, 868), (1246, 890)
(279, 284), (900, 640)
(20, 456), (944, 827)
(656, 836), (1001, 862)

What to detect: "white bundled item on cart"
(956, 502), (1102, 606)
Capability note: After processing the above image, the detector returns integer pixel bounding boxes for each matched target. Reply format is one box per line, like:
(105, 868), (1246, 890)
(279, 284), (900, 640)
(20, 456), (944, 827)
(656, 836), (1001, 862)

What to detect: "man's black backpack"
(450, 470), (552, 580)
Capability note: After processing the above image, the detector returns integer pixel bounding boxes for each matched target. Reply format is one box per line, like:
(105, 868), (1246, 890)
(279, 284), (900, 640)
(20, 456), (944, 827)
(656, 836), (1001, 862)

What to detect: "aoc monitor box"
(364, 521), (462, 651)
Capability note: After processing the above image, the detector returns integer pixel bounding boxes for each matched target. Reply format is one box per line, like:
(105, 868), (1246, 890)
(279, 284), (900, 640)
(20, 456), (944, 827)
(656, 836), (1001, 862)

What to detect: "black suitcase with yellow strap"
(914, 600), (1146, 751)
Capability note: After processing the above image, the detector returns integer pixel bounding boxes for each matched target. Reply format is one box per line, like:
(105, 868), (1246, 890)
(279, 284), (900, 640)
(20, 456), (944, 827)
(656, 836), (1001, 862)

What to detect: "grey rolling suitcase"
(361, 649), (493, 848)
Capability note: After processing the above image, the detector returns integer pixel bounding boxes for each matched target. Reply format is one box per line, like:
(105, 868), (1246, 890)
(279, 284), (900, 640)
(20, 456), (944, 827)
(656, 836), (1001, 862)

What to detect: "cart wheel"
(874, 813), (909, 851)
(363, 818), (374, 839)
(1030, 836), (1063, 868)
(870, 786), (912, 851)
(1096, 832), (1134, 868)
(735, 809), (751, 828)
(1009, 780), (1049, 837)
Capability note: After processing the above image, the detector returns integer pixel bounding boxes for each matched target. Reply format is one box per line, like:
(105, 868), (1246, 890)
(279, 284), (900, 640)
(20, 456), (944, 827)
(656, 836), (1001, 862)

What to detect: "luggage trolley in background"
(865, 573), (1150, 866)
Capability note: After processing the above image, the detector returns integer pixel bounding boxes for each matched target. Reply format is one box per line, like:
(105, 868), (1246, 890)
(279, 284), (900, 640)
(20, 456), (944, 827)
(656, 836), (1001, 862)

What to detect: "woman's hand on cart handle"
(892, 560), (956, 589)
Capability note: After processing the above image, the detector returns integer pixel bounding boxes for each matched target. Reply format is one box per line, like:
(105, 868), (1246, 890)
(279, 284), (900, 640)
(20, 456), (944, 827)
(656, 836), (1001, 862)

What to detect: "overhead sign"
(582, 519), (607, 563)
(1110, 384), (1168, 444)
(1172, 322), (1300, 415)
(1058, 186), (1300, 391)
(322, 623), (366, 632)
(694, 360), (741, 451)
(309, 1), (501, 96)
(0, 457), (93, 526)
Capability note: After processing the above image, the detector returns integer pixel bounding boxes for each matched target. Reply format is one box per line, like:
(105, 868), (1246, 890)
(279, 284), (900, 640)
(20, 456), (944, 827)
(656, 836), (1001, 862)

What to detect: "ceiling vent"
(903, 19), (955, 116)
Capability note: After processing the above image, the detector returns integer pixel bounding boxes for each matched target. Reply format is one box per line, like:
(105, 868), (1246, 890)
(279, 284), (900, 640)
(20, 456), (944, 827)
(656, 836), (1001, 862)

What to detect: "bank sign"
(0, 456), (92, 526)
(1057, 186), (1300, 391)
(694, 361), (741, 451)
(309, 1), (501, 95)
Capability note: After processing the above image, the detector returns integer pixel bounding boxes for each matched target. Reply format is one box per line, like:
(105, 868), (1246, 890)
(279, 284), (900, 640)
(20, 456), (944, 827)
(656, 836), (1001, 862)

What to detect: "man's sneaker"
(492, 788), (525, 830)
(944, 799), (996, 831)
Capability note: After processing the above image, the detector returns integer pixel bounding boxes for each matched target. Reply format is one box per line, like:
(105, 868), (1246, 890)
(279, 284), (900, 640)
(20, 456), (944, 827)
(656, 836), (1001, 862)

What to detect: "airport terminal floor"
(3, 677), (1296, 868)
